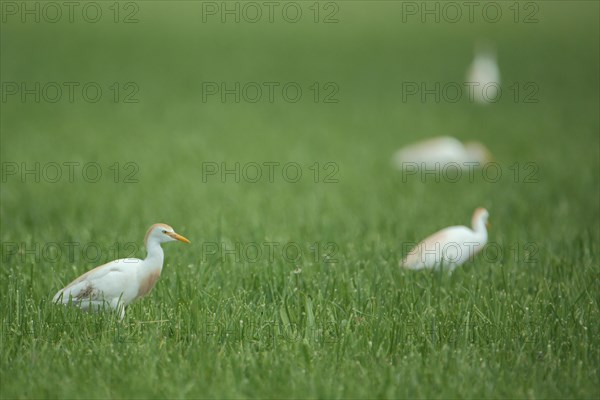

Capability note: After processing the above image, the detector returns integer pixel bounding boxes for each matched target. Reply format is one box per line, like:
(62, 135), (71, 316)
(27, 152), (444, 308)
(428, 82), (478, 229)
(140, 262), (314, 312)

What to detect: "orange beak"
(167, 232), (191, 244)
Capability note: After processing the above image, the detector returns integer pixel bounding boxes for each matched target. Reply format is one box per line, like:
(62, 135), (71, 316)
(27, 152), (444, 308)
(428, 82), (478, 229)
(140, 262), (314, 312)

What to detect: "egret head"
(472, 208), (490, 230)
(145, 223), (191, 247)
(464, 142), (493, 164)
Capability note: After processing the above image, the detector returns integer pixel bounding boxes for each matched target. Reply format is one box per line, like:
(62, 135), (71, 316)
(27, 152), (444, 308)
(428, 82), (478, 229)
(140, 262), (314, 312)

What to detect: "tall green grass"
(1, 1), (598, 398)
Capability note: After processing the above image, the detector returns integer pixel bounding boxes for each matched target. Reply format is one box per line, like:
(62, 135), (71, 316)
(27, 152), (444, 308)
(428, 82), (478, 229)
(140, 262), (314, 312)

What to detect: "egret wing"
(53, 258), (141, 304)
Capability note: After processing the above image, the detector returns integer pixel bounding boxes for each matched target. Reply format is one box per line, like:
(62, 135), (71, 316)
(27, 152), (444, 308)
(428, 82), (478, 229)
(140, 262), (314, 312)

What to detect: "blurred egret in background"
(401, 208), (490, 271)
(392, 136), (492, 170)
(466, 42), (501, 104)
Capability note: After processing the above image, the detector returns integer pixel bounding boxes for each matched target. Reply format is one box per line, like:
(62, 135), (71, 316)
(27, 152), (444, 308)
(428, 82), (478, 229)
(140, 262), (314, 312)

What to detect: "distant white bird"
(392, 136), (492, 170)
(401, 208), (489, 271)
(466, 42), (500, 104)
(53, 223), (190, 319)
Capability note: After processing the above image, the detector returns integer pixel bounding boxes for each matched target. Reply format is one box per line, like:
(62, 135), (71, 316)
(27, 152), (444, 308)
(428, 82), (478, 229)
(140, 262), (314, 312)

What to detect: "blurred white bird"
(53, 223), (190, 319)
(392, 136), (492, 170)
(401, 208), (489, 271)
(466, 42), (500, 104)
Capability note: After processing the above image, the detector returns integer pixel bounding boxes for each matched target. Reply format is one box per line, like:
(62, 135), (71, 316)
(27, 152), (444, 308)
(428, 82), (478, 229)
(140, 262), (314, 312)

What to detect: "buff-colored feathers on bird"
(393, 136), (492, 170)
(401, 208), (490, 271)
(53, 223), (190, 319)
(466, 42), (500, 104)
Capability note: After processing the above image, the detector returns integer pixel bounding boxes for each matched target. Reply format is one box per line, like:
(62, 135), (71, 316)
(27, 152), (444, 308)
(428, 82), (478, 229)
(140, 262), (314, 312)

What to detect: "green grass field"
(1, 1), (599, 398)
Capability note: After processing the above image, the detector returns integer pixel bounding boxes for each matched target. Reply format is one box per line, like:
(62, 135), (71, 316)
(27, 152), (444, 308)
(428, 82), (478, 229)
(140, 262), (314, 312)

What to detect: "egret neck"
(471, 208), (489, 243)
(144, 236), (165, 267)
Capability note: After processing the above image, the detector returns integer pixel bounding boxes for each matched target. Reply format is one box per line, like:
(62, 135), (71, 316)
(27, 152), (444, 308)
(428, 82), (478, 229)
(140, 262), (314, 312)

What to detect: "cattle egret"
(401, 208), (489, 271)
(53, 223), (190, 319)
(466, 42), (500, 104)
(392, 136), (492, 170)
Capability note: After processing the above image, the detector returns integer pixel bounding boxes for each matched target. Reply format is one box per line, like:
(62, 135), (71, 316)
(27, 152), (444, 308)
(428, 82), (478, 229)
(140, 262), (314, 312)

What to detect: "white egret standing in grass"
(466, 42), (500, 104)
(401, 208), (490, 271)
(53, 223), (190, 319)
(392, 136), (492, 170)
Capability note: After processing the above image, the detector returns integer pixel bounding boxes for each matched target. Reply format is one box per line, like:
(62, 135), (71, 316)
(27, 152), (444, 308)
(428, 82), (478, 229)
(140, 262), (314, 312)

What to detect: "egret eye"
(162, 230), (167, 234)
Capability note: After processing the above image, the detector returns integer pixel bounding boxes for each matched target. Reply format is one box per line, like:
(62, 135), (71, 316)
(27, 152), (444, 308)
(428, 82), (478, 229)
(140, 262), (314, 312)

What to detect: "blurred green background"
(1, 1), (599, 398)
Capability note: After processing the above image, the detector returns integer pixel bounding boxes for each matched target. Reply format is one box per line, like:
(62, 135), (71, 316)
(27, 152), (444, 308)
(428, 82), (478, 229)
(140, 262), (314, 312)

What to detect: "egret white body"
(393, 136), (492, 170)
(401, 208), (489, 271)
(466, 44), (500, 104)
(53, 223), (190, 319)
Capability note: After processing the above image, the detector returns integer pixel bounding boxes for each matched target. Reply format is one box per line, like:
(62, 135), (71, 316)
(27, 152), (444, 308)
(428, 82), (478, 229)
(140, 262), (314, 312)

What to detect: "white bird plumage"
(53, 223), (190, 319)
(393, 136), (492, 170)
(466, 42), (500, 104)
(401, 208), (489, 271)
